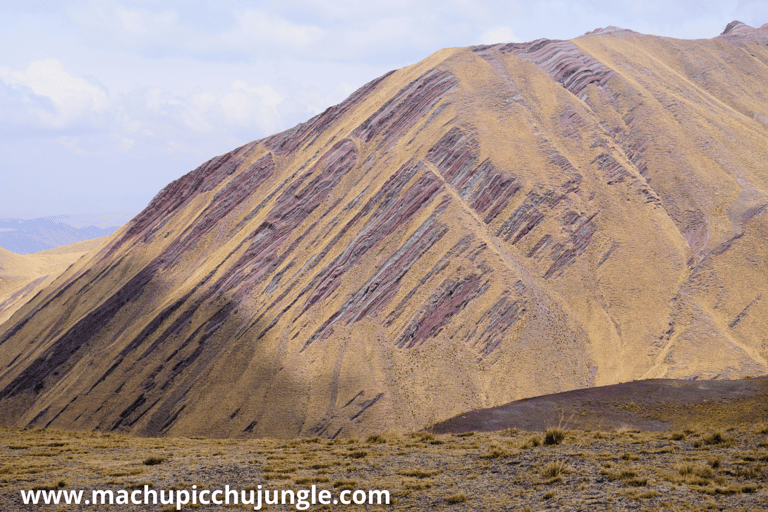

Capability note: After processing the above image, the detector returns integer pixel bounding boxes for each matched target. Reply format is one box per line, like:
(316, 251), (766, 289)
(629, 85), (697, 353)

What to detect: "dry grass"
(1, 425), (767, 510)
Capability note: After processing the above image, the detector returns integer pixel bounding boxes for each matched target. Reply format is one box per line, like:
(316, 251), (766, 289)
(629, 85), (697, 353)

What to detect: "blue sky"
(1, 0), (767, 218)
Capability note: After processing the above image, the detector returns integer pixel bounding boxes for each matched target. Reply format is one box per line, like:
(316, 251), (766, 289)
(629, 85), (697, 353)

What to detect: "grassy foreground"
(1, 425), (767, 511)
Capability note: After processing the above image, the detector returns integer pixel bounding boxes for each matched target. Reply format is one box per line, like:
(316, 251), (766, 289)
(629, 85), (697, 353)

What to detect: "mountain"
(0, 237), (109, 325)
(1, 22), (767, 439)
(0, 214), (134, 254)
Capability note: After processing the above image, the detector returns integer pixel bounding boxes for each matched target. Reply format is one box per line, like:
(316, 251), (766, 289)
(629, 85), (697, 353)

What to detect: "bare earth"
(431, 377), (768, 434)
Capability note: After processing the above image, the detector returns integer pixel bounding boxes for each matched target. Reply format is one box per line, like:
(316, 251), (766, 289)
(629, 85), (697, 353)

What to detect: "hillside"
(0, 238), (109, 325)
(0, 22), (767, 438)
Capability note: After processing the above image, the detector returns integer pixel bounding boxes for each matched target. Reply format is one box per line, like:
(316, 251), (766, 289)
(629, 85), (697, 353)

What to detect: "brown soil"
(431, 377), (768, 434)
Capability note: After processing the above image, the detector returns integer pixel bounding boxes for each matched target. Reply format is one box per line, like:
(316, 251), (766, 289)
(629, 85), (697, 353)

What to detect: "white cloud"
(479, 26), (522, 44)
(221, 9), (324, 49)
(0, 58), (109, 131)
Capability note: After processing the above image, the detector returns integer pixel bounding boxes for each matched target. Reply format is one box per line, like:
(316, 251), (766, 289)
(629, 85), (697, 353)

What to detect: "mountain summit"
(1, 23), (768, 438)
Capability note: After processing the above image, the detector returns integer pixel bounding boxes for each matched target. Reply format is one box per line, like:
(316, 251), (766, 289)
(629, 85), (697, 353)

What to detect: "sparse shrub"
(544, 428), (566, 446)
(143, 456), (166, 466)
(445, 492), (466, 504)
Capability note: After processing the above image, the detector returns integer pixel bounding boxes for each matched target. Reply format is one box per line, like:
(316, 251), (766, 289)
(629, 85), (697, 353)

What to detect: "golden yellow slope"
(0, 24), (767, 439)
(0, 237), (109, 325)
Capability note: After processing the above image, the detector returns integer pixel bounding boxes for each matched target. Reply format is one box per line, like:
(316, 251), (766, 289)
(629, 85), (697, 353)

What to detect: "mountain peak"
(722, 20), (748, 35)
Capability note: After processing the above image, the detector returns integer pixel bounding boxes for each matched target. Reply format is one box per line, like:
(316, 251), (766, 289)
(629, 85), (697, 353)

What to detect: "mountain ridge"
(0, 22), (767, 438)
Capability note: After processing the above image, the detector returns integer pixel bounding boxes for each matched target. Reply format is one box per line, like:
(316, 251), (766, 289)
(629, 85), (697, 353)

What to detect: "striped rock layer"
(1, 22), (768, 438)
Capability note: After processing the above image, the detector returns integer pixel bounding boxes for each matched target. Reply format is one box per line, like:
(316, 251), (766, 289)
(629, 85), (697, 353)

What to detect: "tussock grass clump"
(541, 461), (566, 479)
(701, 484), (758, 495)
(32, 481), (66, 491)
(125, 482), (154, 490)
(333, 479), (357, 491)
(142, 456), (166, 466)
(481, 444), (509, 459)
(523, 435), (543, 448)
(445, 492), (466, 504)
(263, 473), (292, 480)
(544, 428), (566, 446)
(262, 465), (296, 473)
(697, 431), (735, 448)
(398, 468), (443, 479)
(677, 463), (713, 479)
(404, 480), (432, 490)
(294, 476), (329, 485)
(735, 464), (762, 479)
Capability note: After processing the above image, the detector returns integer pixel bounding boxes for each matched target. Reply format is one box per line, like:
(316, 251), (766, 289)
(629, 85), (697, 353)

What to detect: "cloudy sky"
(2, 0), (767, 219)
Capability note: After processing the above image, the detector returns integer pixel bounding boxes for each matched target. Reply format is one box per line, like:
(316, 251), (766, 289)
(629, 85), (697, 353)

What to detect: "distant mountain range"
(0, 22), (767, 439)
(0, 213), (134, 254)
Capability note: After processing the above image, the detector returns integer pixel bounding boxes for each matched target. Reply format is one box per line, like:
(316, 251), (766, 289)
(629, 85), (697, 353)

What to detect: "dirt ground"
(431, 377), (768, 434)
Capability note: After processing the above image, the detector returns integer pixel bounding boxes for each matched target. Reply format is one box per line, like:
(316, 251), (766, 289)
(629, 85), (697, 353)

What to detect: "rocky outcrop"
(475, 39), (617, 99)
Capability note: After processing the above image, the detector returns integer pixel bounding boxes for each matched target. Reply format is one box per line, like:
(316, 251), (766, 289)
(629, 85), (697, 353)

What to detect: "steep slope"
(0, 238), (109, 325)
(1, 23), (767, 438)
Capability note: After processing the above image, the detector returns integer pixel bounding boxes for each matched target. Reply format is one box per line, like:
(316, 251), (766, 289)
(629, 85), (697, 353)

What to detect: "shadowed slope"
(431, 376), (768, 434)
(0, 23), (767, 438)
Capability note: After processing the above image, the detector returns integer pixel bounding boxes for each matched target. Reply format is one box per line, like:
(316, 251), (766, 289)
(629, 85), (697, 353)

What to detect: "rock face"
(1, 23), (768, 438)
